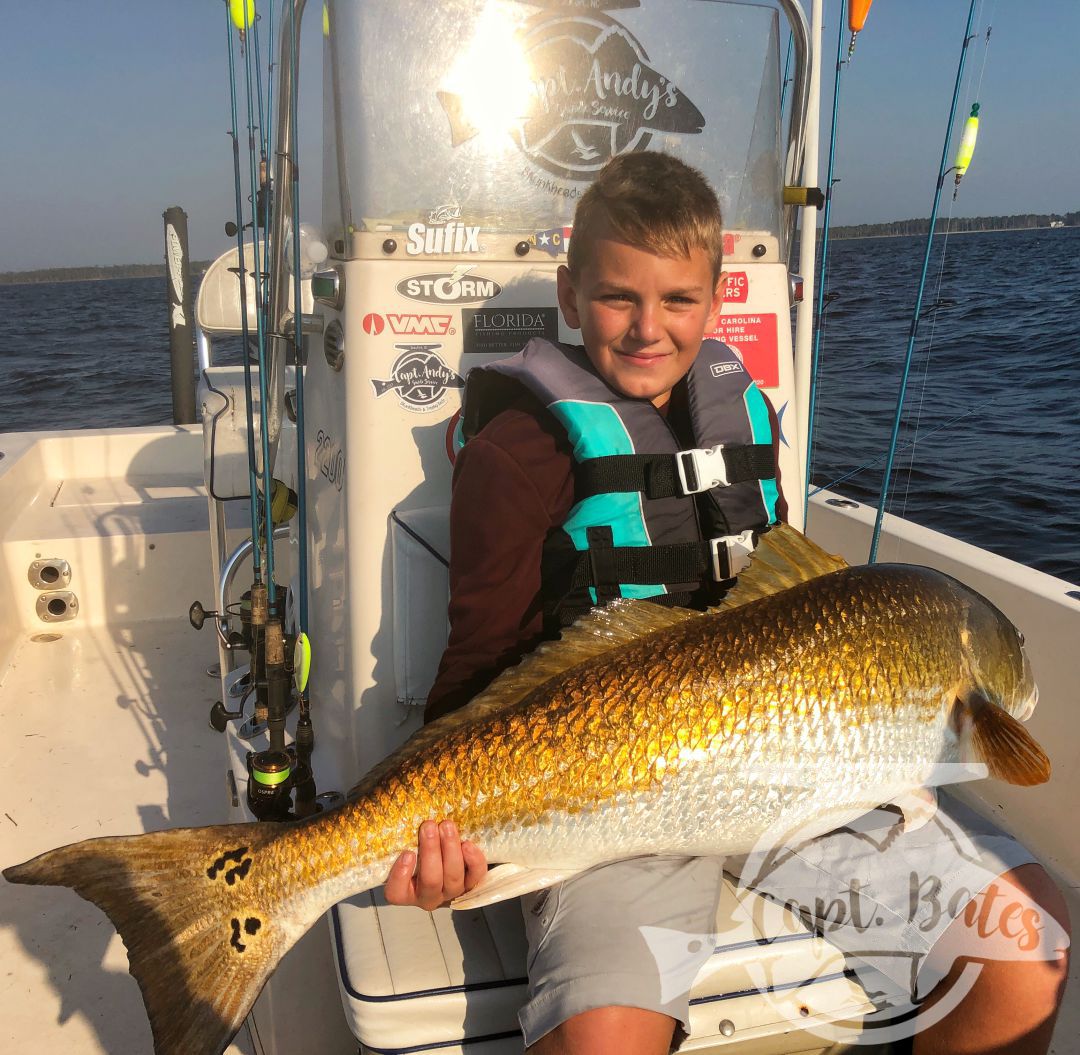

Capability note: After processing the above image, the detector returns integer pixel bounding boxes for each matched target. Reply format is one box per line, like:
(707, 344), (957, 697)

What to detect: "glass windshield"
(324, 0), (783, 242)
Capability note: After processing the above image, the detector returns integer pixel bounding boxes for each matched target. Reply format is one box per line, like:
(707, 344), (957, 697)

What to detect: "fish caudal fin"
(965, 697), (1052, 786)
(4, 823), (306, 1055)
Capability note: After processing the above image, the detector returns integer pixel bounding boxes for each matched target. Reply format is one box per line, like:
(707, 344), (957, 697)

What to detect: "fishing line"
(242, 0), (278, 602)
(972, 1), (995, 105)
(779, 31), (794, 117)
(809, 398), (997, 498)
(886, 1), (994, 561)
(868, 0), (980, 563)
(888, 192), (957, 562)
(224, 0), (264, 580)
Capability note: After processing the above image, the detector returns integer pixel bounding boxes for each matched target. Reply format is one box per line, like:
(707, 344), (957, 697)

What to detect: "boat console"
(198, 1), (881, 1050)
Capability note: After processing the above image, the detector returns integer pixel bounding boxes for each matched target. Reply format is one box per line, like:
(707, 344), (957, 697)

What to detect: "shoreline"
(831, 225), (1073, 241)
(1, 225), (1073, 282)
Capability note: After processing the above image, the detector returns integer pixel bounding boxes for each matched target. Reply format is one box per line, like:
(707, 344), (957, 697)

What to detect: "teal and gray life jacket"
(461, 338), (780, 626)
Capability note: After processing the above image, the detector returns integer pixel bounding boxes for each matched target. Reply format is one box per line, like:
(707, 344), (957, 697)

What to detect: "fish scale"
(301, 566), (998, 890)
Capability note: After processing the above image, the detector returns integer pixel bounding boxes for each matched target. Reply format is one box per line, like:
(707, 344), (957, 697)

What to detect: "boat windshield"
(323, 0), (784, 243)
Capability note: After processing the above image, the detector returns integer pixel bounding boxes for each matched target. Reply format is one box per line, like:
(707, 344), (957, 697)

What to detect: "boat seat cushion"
(332, 874), (875, 1054)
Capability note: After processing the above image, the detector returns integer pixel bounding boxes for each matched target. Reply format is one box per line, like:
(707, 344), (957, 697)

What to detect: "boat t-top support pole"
(868, 0), (979, 563)
(804, 0), (847, 521)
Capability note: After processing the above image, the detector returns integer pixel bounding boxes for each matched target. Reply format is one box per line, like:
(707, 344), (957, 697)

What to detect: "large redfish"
(3, 526), (1049, 1055)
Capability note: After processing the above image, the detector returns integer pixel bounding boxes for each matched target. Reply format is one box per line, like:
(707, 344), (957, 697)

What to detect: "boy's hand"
(384, 820), (488, 911)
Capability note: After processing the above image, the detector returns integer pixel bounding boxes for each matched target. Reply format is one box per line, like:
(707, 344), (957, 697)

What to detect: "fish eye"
(1017, 630), (1026, 647)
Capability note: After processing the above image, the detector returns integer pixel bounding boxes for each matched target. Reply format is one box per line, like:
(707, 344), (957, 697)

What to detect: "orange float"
(848, 0), (874, 56)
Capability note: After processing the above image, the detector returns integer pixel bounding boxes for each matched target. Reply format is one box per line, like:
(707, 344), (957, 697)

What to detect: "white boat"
(1, 2), (1075, 1053)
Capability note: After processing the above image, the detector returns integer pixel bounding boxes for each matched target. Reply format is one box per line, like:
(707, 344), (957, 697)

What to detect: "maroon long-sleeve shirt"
(424, 390), (786, 723)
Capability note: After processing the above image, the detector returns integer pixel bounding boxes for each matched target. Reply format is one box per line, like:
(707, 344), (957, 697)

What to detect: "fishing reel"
(246, 746), (295, 821)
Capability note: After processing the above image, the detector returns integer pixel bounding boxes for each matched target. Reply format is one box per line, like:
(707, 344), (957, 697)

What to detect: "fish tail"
(4, 822), (308, 1055)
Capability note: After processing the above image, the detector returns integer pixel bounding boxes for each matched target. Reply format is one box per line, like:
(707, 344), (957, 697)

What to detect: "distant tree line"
(2, 211), (1076, 278)
(0, 262), (212, 286)
(831, 212), (1078, 239)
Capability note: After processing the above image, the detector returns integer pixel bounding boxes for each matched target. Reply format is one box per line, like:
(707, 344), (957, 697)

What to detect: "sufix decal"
(397, 265), (502, 305)
(406, 222), (484, 256)
(439, 7), (704, 183)
(371, 344), (465, 414)
(362, 312), (456, 337)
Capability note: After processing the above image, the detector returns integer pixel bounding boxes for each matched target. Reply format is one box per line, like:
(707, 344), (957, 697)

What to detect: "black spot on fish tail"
(224, 857), (253, 886)
(229, 918), (246, 953)
(207, 846), (249, 880)
(244, 917), (262, 935)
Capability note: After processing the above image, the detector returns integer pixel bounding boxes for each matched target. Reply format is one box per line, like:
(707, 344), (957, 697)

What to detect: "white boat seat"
(332, 874), (877, 1055)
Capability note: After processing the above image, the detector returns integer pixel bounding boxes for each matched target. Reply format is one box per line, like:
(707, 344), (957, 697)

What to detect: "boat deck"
(1, 429), (1077, 1054)
(0, 618), (259, 1055)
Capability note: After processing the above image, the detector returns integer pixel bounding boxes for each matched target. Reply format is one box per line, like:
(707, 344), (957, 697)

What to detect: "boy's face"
(556, 222), (724, 408)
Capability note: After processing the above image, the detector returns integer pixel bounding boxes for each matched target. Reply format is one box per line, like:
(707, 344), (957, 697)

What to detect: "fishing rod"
(237, 2), (292, 820)
(249, 8), (270, 317)
(241, 4), (279, 605)
(224, 0), (264, 584)
(287, 0), (315, 818)
(868, 0), (980, 563)
(214, 0), (305, 824)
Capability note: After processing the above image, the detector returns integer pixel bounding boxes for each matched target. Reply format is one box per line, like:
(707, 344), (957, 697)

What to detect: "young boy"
(385, 154), (1068, 1054)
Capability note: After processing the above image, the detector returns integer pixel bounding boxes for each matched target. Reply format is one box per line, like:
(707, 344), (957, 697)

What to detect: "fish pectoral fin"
(891, 786), (938, 833)
(964, 695), (1052, 786)
(450, 863), (581, 911)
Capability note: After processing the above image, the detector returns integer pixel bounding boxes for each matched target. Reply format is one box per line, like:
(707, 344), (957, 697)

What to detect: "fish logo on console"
(371, 344), (464, 414)
(438, 5), (705, 180)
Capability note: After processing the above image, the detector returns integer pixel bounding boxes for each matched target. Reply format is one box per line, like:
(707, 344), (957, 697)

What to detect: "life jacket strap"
(575, 444), (775, 501)
(569, 531), (758, 591)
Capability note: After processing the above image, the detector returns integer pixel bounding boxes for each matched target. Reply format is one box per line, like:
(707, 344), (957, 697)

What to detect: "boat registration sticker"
(722, 271), (749, 303)
(710, 314), (779, 388)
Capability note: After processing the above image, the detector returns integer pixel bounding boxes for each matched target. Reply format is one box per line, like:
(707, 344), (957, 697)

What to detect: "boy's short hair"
(567, 152), (724, 279)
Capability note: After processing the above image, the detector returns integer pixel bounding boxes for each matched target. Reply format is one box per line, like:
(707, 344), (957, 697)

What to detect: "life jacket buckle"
(709, 530), (756, 581)
(677, 444), (730, 495)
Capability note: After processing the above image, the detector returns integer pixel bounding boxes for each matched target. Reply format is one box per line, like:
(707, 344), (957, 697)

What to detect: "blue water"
(1, 227), (1077, 582)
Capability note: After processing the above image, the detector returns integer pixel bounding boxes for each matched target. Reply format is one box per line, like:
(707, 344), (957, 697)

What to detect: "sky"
(1, 0), (1077, 272)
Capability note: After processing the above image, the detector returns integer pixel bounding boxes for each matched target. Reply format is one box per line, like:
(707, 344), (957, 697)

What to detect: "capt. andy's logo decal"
(397, 265), (502, 305)
(438, 7), (704, 180)
(371, 344), (464, 414)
